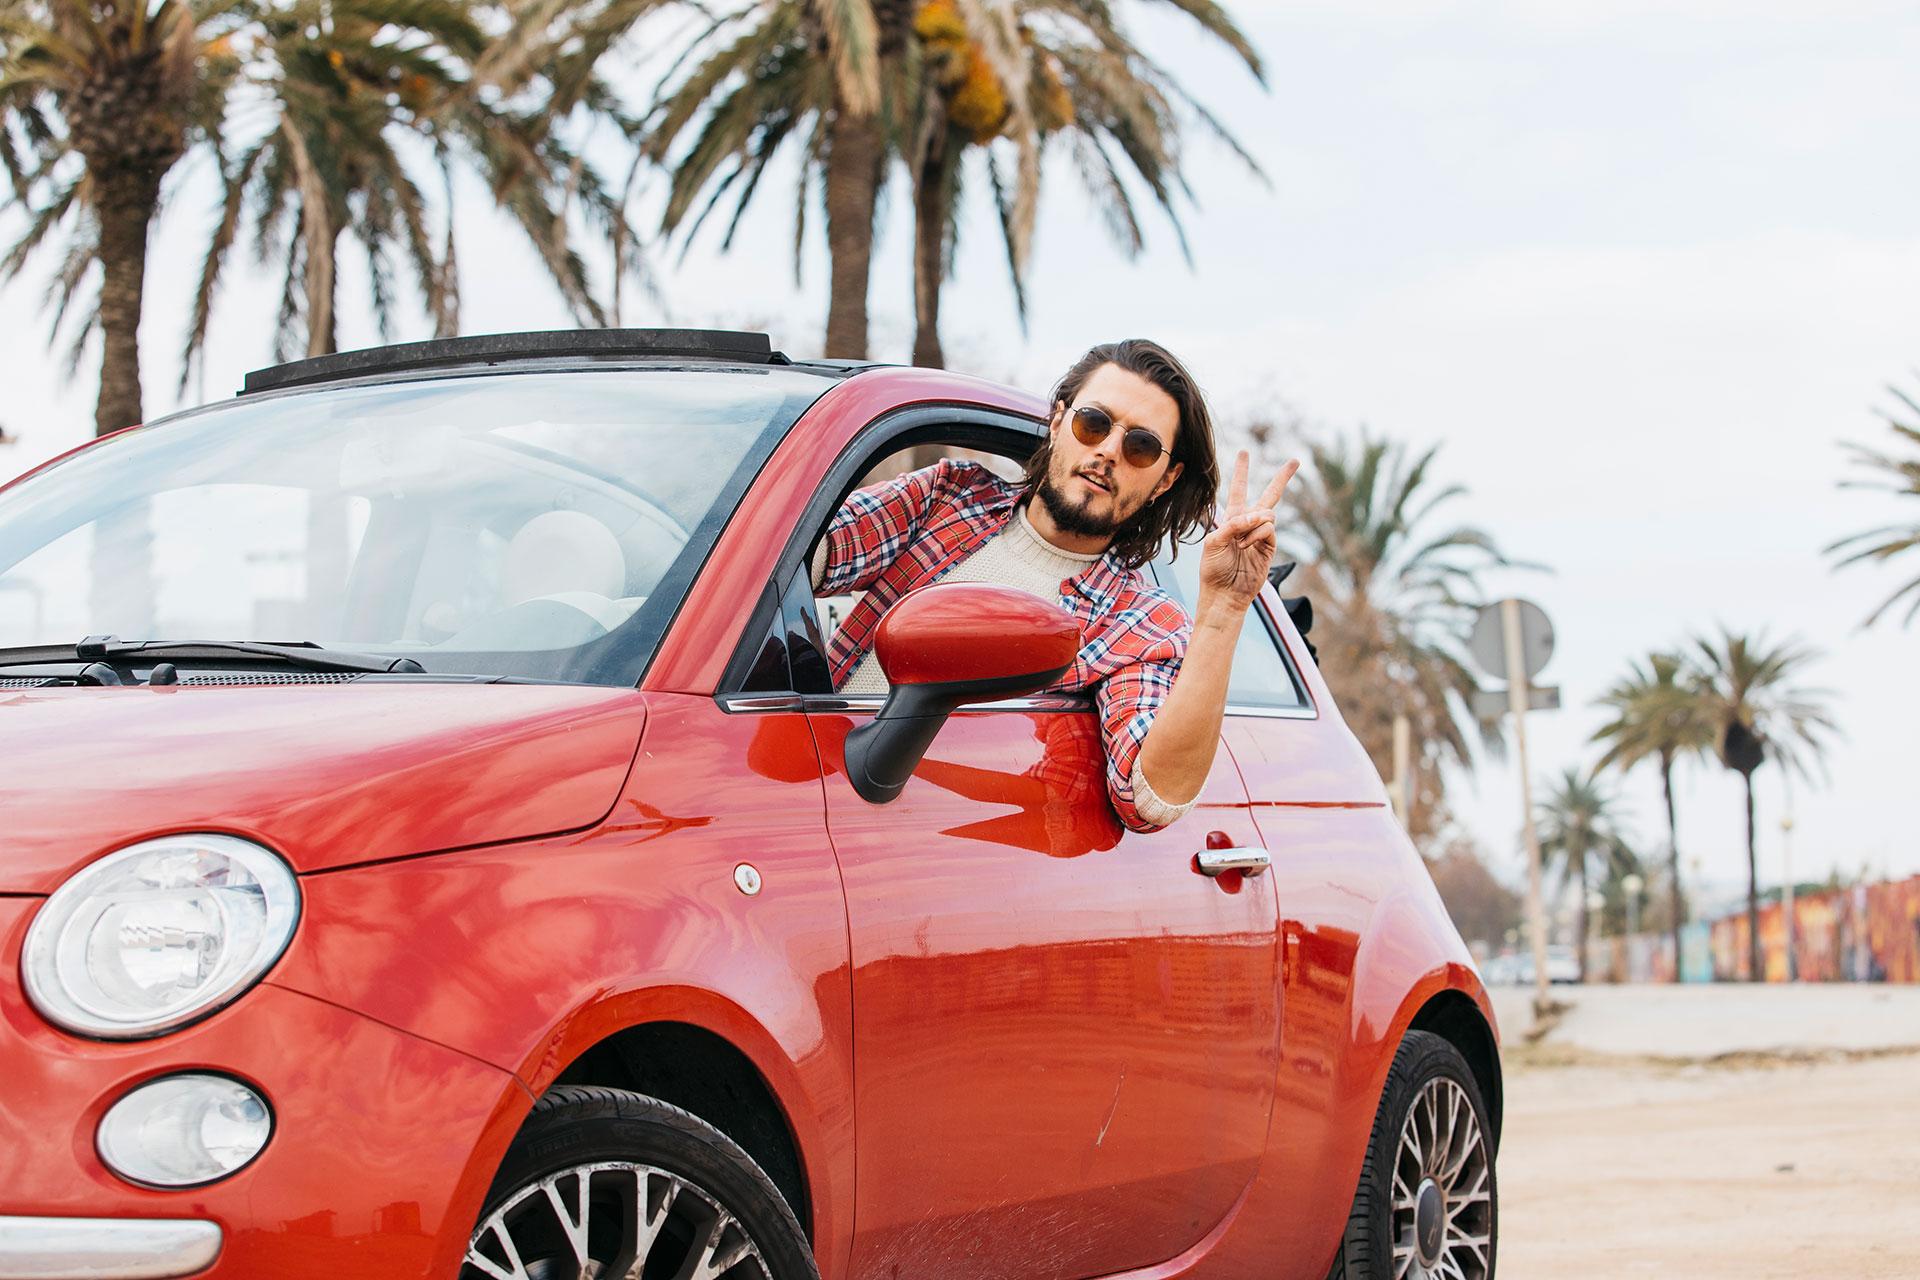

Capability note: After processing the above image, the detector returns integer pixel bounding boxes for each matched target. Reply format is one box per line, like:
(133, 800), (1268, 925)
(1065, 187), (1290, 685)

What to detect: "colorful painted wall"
(1581, 876), (1920, 983)
(1706, 874), (1920, 983)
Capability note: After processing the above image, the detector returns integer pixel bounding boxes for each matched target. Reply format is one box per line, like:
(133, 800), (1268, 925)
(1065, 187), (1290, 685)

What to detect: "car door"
(810, 696), (1277, 1280)
(788, 429), (1280, 1280)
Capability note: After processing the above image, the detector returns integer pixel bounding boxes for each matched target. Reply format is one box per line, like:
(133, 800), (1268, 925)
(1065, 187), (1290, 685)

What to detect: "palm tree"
(1827, 383), (1920, 627)
(904, 0), (1265, 369)
(1536, 767), (1637, 983)
(1, 0), (242, 433)
(181, 0), (620, 373)
(1278, 430), (1535, 845)
(1591, 651), (1715, 980)
(530, 0), (884, 356)
(1688, 629), (1837, 981)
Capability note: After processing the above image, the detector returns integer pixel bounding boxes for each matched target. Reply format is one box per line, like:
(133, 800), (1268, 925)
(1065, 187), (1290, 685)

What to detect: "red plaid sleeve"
(1092, 596), (1190, 833)
(816, 460), (955, 597)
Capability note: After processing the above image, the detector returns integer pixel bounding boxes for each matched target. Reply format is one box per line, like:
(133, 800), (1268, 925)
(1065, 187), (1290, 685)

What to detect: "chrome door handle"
(1195, 848), (1270, 878)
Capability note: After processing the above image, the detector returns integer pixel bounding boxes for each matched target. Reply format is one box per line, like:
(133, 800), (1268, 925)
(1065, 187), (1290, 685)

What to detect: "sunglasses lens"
(1067, 405), (1165, 468)
(1070, 405), (1112, 446)
(1122, 428), (1165, 468)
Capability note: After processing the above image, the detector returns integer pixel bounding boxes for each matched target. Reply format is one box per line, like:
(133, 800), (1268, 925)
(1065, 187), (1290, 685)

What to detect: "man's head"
(1021, 338), (1219, 569)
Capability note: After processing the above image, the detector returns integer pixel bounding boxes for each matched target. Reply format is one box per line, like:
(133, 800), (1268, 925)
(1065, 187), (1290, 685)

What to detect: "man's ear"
(1151, 460), (1183, 502)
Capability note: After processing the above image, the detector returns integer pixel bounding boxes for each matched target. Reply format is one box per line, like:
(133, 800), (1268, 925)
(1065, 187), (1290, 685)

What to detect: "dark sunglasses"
(1067, 404), (1169, 468)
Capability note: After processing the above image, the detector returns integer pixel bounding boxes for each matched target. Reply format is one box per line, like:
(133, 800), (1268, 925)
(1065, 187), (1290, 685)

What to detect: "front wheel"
(1329, 1030), (1497, 1280)
(463, 1085), (818, 1280)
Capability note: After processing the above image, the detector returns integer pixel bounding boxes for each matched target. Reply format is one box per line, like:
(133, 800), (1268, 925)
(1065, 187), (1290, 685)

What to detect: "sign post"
(1471, 598), (1558, 1020)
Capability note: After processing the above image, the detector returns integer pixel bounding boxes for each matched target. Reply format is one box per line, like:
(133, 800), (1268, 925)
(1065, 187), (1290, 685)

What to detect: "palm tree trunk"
(824, 104), (881, 360)
(305, 228), (340, 358)
(93, 170), (160, 435)
(1662, 751), (1682, 981)
(1575, 843), (1590, 983)
(88, 168), (161, 640)
(911, 119), (952, 369)
(1744, 773), (1762, 982)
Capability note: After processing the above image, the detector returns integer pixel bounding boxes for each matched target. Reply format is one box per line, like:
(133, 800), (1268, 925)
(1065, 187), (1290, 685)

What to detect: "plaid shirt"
(818, 459), (1192, 833)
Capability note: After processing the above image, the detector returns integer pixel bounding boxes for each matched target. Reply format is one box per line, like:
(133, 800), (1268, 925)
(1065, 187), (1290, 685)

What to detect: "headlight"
(97, 1073), (274, 1187)
(22, 834), (300, 1039)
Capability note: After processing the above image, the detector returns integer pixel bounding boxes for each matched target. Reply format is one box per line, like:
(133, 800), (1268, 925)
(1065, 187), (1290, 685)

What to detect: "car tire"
(1327, 1030), (1497, 1280)
(463, 1085), (819, 1280)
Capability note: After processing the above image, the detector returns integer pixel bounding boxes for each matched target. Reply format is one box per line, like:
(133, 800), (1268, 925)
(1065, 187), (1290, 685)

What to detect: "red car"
(0, 331), (1499, 1280)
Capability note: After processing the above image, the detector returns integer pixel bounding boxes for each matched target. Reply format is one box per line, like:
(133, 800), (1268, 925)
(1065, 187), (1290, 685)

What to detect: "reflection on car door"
(806, 699), (1279, 1280)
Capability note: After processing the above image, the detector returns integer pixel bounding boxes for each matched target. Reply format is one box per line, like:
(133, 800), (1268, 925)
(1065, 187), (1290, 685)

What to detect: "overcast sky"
(3, 0), (1916, 897)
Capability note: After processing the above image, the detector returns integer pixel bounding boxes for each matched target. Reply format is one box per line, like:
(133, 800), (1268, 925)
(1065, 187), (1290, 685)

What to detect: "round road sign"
(1470, 599), (1554, 682)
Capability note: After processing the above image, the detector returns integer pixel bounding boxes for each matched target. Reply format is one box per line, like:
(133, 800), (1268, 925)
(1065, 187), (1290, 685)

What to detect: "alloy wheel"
(1390, 1077), (1492, 1280)
(464, 1160), (770, 1280)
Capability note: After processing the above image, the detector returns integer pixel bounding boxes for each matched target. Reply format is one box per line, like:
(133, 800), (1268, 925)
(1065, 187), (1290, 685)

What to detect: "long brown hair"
(1020, 338), (1220, 570)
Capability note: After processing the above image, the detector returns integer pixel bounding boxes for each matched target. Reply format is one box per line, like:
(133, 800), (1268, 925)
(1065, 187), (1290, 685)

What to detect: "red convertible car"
(0, 331), (1499, 1280)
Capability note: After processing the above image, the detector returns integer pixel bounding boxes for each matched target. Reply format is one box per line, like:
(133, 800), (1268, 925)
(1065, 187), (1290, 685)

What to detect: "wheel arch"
(495, 984), (844, 1253)
(1406, 989), (1504, 1152)
(546, 1019), (813, 1238)
(1346, 888), (1505, 1156)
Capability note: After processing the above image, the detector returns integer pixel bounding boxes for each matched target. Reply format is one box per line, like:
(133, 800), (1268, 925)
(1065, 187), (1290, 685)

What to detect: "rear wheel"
(1329, 1030), (1497, 1280)
(463, 1085), (818, 1280)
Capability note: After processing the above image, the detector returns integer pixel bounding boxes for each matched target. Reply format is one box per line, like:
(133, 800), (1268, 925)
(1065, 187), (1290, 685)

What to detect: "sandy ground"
(1490, 986), (1920, 1279)
(1486, 983), (1920, 1057)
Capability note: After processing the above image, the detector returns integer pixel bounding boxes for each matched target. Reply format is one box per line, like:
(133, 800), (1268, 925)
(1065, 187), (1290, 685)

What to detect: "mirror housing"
(843, 583), (1081, 803)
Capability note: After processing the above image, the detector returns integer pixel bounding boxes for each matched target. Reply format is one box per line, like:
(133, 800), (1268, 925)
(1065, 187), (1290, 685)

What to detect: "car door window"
(1152, 547), (1311, 712)
(809, 443), (1025, 653)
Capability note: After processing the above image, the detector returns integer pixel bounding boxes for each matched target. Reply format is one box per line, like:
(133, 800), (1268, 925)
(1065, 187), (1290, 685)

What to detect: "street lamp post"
(1781, 772), (1797, 983)
(1585, 888), (1607, 983)
(1623, 872), (1644, 982)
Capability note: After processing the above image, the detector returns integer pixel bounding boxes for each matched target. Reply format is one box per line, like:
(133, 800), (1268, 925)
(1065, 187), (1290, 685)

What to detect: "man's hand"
(1198, 450), (1300, 611)
(1132, 450), (1300, 812)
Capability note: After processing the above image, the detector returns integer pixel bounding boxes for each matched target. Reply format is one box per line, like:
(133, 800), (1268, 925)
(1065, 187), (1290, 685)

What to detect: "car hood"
(0, 682), (647, 892)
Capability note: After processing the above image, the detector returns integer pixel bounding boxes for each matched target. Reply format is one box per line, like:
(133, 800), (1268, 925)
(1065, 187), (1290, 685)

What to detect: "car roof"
(239, 328), (880, 397)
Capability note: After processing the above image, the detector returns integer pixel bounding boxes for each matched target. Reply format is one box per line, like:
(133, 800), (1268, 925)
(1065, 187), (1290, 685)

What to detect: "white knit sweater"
(814, 503), (1195, 826)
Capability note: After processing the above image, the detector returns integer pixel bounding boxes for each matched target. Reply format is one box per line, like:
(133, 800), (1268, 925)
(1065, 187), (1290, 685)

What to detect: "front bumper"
(0, 896), (528, 1279)
(0, 1216), (220, 1279)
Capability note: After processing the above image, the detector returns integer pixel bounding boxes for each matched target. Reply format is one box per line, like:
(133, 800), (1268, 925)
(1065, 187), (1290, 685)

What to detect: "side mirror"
(842, 582), (1081, 803)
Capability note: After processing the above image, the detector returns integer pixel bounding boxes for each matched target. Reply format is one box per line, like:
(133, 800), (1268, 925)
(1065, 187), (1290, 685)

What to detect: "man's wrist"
(1192, 590), (1251, 632)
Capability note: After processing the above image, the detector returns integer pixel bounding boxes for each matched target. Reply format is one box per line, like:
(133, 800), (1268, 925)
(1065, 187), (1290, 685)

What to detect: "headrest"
(503, 511), (625, 605)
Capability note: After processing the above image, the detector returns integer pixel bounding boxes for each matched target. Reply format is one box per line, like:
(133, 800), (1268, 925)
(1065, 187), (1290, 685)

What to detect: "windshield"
(0, 367), (827, 685)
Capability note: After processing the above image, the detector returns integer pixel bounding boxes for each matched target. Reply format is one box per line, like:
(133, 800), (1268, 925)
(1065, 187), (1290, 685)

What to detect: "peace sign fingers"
(1258, 458), (1301, 511)
(1225, 449), (1250, 518)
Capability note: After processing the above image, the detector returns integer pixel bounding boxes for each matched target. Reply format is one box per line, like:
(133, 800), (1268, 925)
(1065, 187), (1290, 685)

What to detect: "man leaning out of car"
(810, 338), (1300, 832)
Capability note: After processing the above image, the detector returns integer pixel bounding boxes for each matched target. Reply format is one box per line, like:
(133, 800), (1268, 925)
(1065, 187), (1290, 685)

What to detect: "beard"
(1034, 459), (1147, 541)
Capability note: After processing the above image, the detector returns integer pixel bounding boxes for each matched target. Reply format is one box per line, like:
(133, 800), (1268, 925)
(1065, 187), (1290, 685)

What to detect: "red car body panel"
(0, 361), (1497, 1280)
(0, 683), (646, 890)
(266, 696), (861, 1279)
(0, 897), (529, 1277)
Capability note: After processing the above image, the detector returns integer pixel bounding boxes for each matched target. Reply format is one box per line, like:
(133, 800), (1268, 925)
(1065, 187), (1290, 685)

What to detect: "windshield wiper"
(0, 636), (425, 676)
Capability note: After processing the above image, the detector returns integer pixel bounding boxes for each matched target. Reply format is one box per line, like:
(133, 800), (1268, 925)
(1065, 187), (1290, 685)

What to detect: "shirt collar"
(1067, 553), (1132, 610)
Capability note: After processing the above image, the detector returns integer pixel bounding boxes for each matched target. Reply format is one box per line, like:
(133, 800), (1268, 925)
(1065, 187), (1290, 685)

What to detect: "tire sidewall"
(1339, 1030), (1499, 1279)
(475, 1088), (818, 1280)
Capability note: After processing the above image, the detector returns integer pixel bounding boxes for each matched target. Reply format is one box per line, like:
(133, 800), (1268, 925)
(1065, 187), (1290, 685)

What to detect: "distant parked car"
(0, 331), (1501, 1280)
(1484, 945), (1581, 985)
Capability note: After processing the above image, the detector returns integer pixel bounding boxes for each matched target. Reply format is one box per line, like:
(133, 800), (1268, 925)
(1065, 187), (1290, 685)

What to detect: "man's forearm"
(1134, 596), (1247, 806)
